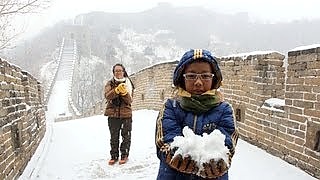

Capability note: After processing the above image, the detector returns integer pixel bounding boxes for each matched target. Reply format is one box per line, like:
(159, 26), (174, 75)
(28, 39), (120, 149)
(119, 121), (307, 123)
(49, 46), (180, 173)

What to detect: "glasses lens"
(183, 73), (213, 80)
(185, 73), (197, 80)
(201, 73), (213, 79)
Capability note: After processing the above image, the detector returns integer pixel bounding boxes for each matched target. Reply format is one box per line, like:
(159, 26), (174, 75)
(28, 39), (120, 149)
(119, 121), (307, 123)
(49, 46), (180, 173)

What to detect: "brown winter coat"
(104, 78), (133, 118)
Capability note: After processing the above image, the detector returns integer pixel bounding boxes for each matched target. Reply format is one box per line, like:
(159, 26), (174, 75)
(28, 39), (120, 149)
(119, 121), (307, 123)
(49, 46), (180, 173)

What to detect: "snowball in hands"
(171, 126), (229, 169)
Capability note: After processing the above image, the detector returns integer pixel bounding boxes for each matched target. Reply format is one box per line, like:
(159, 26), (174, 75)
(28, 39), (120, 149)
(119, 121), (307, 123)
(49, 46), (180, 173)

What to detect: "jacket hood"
(173, 49), (222, 89)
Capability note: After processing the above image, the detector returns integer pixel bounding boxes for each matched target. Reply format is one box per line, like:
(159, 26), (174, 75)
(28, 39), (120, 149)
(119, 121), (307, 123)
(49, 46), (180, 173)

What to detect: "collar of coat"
(177, 87), (217, 97)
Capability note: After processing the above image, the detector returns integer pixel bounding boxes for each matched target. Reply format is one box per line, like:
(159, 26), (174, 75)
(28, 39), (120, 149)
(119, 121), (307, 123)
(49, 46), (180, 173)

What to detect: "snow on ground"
(49, 80), (72, 117)
(19, 110), (316, 180)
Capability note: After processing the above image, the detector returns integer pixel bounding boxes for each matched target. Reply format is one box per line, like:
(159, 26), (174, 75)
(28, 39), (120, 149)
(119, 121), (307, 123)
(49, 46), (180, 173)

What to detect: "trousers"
(108, 117), (132, 159)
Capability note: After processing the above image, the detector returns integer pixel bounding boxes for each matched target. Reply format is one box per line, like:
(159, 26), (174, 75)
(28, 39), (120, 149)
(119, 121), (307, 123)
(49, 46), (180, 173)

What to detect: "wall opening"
(160, 89), (165, 101)
(235, 108), (242, 122)
(306, 121), (320, 152)
(11, 123), (21, 151)
(141, 93), (145, 101)
(314, 130), (320, 152)
(36, 116), (40, 129)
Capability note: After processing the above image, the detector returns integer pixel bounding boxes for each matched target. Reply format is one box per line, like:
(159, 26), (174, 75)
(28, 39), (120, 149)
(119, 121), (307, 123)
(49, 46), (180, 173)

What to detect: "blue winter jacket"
(155, 98), (238, 180)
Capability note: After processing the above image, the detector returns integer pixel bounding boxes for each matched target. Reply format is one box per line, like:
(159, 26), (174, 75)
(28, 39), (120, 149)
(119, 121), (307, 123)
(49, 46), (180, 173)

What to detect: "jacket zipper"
(118, 96), (121, 119)
(193, 115), (197, 133)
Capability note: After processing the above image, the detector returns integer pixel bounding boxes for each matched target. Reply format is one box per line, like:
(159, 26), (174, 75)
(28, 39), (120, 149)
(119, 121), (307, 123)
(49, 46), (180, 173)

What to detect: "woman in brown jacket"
(104, 63), (134, 165)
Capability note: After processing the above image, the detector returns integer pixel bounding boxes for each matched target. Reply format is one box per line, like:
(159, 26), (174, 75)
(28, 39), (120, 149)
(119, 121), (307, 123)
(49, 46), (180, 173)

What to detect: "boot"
(108, 156), (118, 165)
(119, 155), (128, 165)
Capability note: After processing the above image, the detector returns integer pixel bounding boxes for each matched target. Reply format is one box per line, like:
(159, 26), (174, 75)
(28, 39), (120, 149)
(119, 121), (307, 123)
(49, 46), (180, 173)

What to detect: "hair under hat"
(173, 49), (222, 89)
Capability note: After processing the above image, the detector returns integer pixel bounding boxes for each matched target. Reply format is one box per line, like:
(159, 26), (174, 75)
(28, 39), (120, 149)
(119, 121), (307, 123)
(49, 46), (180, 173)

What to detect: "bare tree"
(0, 0), (50, 49)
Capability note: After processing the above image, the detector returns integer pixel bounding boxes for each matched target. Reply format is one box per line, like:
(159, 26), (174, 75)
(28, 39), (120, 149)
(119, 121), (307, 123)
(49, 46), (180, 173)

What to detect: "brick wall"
(285, 47), (320, 177)
(130, 61), (178, 111)
(0, 58), (46, 180)
(219, 52), (287, 154)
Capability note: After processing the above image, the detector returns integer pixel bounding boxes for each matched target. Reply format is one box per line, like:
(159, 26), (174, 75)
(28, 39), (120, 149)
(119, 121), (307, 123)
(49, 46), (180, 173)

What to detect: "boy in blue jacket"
(155, 49), (238, 180)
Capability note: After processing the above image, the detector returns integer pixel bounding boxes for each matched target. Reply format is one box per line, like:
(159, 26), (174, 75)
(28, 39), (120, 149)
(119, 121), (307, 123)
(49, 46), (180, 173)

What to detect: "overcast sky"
(15, 0), (320, 40)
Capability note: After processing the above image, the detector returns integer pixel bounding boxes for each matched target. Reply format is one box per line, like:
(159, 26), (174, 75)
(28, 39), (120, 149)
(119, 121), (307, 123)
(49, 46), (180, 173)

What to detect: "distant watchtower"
(62, 15), (91, 57)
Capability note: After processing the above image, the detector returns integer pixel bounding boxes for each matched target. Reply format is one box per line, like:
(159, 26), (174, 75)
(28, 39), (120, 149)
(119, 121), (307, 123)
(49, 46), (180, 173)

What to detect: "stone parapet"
(130, 61), (178, 111)
(0, 58), (46, 180)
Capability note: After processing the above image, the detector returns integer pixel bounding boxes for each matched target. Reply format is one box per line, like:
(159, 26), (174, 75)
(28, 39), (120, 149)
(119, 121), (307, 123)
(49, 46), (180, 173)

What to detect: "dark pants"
(108, 117), (132, 159)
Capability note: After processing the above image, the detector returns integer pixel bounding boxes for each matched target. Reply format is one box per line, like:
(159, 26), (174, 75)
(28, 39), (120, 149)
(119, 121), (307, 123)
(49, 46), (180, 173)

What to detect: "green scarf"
(177, 89), (222, 114)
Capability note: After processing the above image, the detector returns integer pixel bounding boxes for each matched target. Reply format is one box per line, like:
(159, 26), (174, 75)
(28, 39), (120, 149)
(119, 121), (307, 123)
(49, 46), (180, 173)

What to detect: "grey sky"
(15, 0), (320, 40)
(45, 0), (320, 21)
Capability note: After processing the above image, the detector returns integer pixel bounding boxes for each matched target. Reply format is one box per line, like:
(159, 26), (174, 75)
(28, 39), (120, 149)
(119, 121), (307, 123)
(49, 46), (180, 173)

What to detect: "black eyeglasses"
(183, 73), (214, 80)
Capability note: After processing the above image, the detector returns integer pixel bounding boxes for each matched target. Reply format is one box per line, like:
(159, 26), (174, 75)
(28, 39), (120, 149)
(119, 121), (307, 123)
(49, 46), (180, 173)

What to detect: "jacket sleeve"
(105, 81), (118, 101)
(216, 102), (239, 164)
(155, 99), (183, 161)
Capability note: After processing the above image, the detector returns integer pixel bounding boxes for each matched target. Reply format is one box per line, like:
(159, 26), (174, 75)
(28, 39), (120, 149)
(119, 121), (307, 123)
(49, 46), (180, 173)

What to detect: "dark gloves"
(199, 158), (229, 178)
(165, 148), (199, 174)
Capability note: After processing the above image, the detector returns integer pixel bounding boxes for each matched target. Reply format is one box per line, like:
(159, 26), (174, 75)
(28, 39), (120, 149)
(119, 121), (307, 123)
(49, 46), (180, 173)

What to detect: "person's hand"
(165, 148), (198, 174)
(115, 83), (128, 96)
(199, 158), (228, 178)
